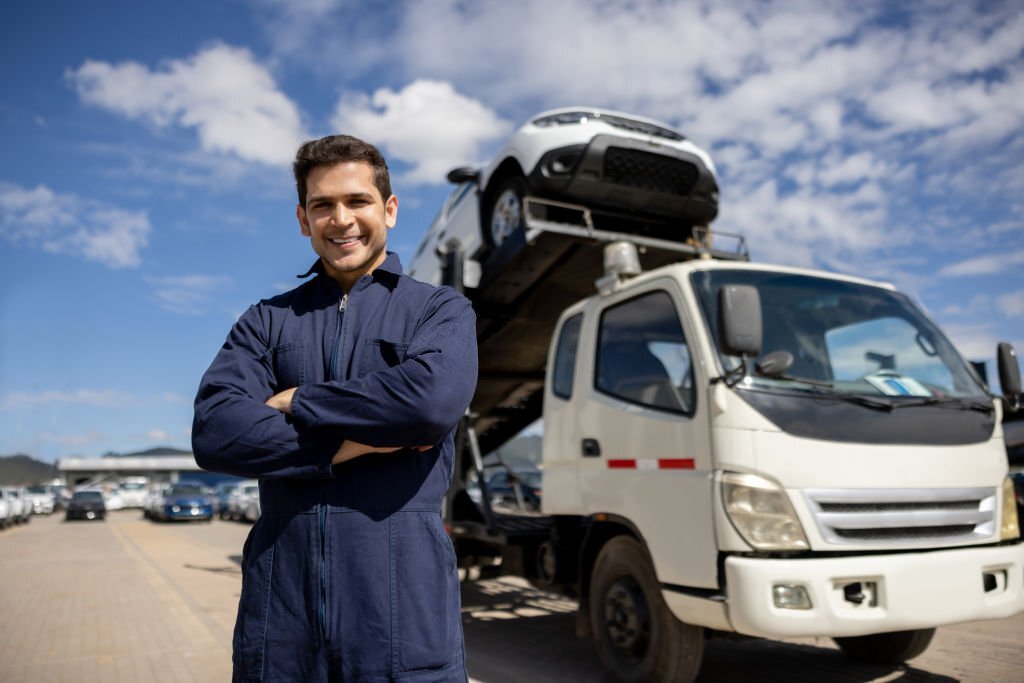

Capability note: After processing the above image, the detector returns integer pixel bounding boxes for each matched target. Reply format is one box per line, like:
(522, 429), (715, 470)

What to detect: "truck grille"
(602, 147), (699, 196)
(803, 487), (996, 547)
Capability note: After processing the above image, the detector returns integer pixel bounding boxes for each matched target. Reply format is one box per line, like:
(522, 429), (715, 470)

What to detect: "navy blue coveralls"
(192, 253), (477, 682)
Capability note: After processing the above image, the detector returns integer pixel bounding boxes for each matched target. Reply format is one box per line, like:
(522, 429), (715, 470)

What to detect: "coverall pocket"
(362, 339), (408, 376)
(391, 512), (461, 675)
(269, 341), (306, 389)
(233, 519), (276, 680)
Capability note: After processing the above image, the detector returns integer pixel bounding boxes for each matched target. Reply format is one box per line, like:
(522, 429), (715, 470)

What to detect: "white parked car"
(408, 107), (719, 288)
(0, 489), (11, 529)
(24, 486), (55, 515)
(5, 487), (31, 524)
(118, 478), (149, 508)
(142, 485), (169, 519)
(226, 480), (260, 522)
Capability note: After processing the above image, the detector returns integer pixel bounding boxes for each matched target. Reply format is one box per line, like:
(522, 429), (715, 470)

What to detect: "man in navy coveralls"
(192, 134), (477, 682)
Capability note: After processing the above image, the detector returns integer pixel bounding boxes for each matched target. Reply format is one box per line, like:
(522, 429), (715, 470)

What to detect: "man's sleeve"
(290, 289), (478, 446)
(192, 305), (337, 479)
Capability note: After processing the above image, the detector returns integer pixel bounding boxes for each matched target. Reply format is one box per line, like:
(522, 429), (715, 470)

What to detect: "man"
(192, 135), (477, 682)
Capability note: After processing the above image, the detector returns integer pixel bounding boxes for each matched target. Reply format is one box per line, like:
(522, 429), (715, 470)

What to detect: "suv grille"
(803, 487), (996, 547)
(603, 147), (699, 196)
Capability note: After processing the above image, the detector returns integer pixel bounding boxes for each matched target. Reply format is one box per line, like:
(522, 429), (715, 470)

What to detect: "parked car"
(142, 485), (167, 519)
(118, 478), (149, 508)
(24, 485), (55, 515)
(0, 489), (10, 529)
(408, 107), (719, 287)
(243, 493), (261, 523)
(5, 487), (31, 524)
(102, 485), (124, 511)
(226, 480), (259, 522)
(152, 482), (214, 522)
(65, 490), (106, 521)
(215, 482), (240, 519)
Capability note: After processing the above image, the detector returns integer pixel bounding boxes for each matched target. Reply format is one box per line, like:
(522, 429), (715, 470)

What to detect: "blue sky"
(1, 0), (1022, 462)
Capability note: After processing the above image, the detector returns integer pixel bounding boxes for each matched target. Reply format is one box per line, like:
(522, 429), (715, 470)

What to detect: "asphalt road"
(0, 511), (1021, 682)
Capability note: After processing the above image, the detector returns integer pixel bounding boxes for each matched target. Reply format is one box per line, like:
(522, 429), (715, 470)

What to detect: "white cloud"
(39, 431), (105, 447)
(69, 44), (306, 166)
(145, 274), (233, 315)
(0, 389), (185, 411)
(0, 390), (133, 411)
(0, 183), (150, 268)
(146, 429), (172, 441)
(939, 249), (1024, 277)
(998, 291), (1024, 318)
(331, 80), (512, 184)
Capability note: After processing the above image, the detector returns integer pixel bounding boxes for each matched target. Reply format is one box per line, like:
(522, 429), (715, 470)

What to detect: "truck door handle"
(582, 438), (602, 457)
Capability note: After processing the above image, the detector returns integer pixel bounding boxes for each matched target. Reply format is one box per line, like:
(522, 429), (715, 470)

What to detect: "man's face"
(297, 161), (398, 290)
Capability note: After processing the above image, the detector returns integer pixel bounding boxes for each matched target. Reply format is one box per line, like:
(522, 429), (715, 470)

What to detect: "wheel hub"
(490, 189), (522, 244)
(603, 577), (651, 657)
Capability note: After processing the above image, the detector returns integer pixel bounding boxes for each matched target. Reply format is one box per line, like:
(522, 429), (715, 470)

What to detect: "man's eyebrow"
(307, 191), (375, 204)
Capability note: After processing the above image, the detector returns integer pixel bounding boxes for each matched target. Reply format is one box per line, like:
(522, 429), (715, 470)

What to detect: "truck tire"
(833, 628), (935, 664)
(484, 176), (527, 248)
(589, 536), (703, 683)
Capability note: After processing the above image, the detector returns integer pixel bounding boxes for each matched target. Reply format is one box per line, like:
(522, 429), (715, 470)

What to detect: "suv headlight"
(1001, 477), (1020, 541)
(722, 472), (809, 551)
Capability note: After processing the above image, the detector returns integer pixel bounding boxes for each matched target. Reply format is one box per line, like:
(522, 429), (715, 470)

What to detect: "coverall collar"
(297, 252), (404, 295)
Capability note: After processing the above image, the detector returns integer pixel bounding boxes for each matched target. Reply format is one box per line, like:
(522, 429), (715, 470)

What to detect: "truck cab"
(539, 250), (1022, 679)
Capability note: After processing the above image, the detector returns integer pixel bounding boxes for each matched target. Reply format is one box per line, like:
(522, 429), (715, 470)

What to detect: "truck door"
(577, 280), (718, 589)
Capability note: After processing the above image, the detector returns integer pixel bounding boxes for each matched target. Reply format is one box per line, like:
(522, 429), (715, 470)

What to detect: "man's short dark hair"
(293, 135), (392, 207)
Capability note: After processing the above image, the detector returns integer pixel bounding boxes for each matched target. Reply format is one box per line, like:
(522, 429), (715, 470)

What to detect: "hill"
(0, 454), (58, 486)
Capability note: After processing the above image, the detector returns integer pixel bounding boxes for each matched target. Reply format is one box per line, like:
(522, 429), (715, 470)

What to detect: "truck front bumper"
(724, 542), (1024, 638)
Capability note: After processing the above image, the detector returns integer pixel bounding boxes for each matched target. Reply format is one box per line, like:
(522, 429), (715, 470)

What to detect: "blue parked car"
(154, 482), (214, 522)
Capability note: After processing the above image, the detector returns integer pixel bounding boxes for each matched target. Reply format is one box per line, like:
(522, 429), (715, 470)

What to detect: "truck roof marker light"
(595, 241), (641, 295)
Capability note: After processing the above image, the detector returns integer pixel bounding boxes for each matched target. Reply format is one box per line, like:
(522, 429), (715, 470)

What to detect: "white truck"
(426, 201), (1024, 682)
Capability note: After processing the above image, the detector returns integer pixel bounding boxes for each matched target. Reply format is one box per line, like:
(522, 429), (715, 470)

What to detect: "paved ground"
(0, 511), (1021, 682)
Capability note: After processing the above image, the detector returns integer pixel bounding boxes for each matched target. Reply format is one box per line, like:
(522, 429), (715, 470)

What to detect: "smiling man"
(192, 135), (477, 682)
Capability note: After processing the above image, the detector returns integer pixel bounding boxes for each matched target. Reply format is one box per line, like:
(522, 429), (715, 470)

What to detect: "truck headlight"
(1001, 477), (1020, 541)
(722, 472), (809, 551)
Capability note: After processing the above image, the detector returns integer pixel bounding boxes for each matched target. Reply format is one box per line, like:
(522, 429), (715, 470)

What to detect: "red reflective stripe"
(607, 459), (636, 469)
(658, 459), (695, 470)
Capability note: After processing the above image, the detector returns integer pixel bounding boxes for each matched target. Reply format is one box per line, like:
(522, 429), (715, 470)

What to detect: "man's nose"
(331, 204), (355, 225)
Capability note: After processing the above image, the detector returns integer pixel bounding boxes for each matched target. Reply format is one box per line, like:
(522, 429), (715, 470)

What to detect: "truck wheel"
(589, 536), (703, 682)
(833, 628), (936, 664)
(484, 176), (527, 248)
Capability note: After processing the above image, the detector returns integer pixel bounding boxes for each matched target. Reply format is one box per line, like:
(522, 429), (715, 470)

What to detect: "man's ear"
(385, 194), (398, 229)
(297, 204), (311, 236)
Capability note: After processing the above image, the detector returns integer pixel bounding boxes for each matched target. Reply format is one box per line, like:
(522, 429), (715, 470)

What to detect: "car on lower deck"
(409, 107), (719, 288)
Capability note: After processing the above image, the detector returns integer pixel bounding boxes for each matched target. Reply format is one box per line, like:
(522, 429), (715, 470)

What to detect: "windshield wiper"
(754, 374), (895, 411)
(885, 396), (993, 412)
(755, 374), (993, 413)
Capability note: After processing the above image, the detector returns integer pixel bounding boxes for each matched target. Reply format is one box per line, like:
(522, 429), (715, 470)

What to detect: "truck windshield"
(691, 270), (988, 401)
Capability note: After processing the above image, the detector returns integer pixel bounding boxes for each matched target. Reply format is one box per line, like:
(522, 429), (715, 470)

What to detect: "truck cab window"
(553, 313), (583, 399)
(595, 290), (695, 414)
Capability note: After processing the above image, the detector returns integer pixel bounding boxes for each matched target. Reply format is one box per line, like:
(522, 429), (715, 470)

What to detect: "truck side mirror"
(446, 167), (480, 185)
(718, 285), (762, 356)
(997, 342), (1021, 411)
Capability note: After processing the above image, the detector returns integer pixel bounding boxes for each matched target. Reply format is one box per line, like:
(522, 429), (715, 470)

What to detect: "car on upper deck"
(408, 107), (719, 288)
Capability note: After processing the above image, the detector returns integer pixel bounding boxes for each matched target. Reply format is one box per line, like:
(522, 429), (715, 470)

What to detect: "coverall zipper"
(318, 503), (327, 642)
(321, 293), (346, 643)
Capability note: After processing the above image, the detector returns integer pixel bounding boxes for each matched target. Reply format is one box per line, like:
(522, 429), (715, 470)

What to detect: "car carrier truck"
(412, 198), (1024, 682)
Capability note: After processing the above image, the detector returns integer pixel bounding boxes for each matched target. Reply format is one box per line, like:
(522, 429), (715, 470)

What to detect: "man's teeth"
(330, 237), (360, 245)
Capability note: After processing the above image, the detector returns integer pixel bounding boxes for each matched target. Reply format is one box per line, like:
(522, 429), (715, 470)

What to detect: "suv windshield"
(692, 270), (988, 402)
(166, 484), (204, 497)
